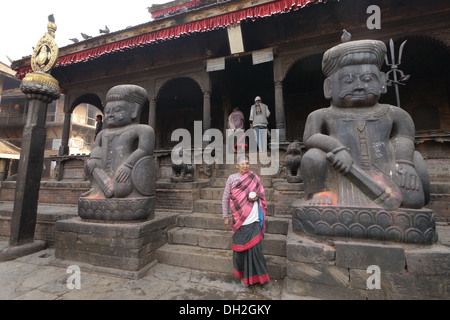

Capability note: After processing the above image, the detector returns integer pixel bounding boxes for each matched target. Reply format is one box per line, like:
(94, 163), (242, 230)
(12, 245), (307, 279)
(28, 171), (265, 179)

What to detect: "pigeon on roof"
(81, 33), (92, 40)
(99, 26), (110, 34)
(69, 38), (79, 43)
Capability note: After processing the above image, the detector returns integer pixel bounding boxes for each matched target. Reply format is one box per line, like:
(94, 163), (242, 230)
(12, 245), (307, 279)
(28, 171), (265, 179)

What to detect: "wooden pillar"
(274, 81), (286, 142)
(10, 78), (60, 245)
(58, 110), (72, 156)
(203, 91), (211, 132)
(273, 56), (287, 142)
(148, 99), (156, 130)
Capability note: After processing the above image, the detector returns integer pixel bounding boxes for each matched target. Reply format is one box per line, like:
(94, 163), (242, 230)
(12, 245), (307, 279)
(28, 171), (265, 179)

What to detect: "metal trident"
(385, 39), (410, 108)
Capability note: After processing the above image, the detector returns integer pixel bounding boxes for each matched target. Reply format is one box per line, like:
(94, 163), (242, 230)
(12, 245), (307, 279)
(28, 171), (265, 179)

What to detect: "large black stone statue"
(292, 39), (437, 244)
(79, 84), (156, 221)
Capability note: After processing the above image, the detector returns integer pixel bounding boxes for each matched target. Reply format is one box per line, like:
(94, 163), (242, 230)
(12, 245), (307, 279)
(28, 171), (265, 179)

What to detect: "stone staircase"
(156, 163), (289, 280)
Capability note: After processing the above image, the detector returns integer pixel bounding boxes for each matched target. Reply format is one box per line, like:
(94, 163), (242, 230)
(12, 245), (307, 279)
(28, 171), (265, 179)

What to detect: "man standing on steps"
(249, 96), (271, 152)
(222, 155), (270, 286)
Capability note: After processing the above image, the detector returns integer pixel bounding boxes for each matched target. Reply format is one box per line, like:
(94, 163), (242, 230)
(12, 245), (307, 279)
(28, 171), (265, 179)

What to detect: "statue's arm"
(124, 126), (155, 168)
(390, 106), (416, 163)
(303, 109), (353, 174)
(115, 126), (155, 183)
(303, 109), (344, 152)
(86, 131), (103, 173)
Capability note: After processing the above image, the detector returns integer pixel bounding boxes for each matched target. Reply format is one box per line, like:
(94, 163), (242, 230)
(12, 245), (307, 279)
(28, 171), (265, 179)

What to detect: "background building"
(0, 62), (102, 180)
(6, 0), (450, 218)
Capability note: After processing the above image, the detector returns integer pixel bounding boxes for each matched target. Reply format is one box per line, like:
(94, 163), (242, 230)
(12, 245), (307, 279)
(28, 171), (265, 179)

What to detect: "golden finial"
(30, 14), (59, 73)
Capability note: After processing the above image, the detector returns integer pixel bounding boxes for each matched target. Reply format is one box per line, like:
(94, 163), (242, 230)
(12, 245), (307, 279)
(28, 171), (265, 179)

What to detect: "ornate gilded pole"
(9, 15), (60, 246)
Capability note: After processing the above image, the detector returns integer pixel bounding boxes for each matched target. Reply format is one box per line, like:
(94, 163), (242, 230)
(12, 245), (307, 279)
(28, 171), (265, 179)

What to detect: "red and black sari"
(228, 171), (270, 286)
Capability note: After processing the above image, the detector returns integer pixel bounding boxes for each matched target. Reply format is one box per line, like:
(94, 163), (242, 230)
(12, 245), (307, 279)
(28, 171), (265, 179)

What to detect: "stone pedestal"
(285, 221), (450, 299)
(54, 212), (177, 278)
(292, 202), (438, 244)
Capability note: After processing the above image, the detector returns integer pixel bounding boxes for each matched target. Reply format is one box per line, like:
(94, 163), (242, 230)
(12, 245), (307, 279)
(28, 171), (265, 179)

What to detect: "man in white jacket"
(249, 96), (270, 152)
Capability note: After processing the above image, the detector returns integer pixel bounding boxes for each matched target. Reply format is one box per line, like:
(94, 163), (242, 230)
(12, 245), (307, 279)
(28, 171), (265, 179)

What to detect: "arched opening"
(71, 93), (103, 113)
(69, 93), (103, 154)
(283, 54), (327, 142)
(155, 77), (203, 149)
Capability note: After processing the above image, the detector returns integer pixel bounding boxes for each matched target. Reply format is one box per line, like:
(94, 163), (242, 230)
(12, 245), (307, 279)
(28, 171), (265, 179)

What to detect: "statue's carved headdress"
(106, 85), (148, 106)
(322, 40), (387, 78)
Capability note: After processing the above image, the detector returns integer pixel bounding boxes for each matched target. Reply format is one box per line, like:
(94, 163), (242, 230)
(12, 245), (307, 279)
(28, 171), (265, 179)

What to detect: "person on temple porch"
(249, 96), (270, 153)
(94, 114), (103, 141)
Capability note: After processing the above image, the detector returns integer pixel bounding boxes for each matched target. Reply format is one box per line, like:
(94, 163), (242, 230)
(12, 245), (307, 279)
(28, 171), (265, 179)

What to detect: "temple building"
(5, 0), (450, 219)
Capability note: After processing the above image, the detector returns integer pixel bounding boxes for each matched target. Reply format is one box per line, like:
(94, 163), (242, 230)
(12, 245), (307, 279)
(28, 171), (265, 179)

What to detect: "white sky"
(0, 0), (169, 66)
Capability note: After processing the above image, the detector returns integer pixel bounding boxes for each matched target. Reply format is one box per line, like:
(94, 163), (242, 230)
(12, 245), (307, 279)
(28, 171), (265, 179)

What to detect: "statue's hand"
(329, 149), (353, 175)
(395, 162), (421, 191)
(115, 164), (132, 183)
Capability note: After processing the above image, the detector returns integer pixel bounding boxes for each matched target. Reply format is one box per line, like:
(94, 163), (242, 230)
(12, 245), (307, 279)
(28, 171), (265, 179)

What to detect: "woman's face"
(237, 158), (250, 175)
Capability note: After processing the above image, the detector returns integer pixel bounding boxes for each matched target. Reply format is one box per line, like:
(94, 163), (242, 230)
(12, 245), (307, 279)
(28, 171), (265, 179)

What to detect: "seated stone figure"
(80, 84), (156, 221)
(301, 40), (429, 210)
(293, 39), (437, 244)
(285, 141), (303, 183)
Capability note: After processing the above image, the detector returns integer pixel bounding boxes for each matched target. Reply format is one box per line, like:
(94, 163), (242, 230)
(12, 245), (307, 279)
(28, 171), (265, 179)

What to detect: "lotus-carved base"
(292, 203), (438, 244)
(78, 196), (155, 222)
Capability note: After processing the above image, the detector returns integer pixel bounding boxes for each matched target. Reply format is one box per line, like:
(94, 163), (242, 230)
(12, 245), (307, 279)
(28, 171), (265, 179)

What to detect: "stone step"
(155, 244), (286, 279)
(209, 177), (272, 188)
(200, 187), (274, 201)
(168, 227), (286, 257)
(193, 199), (275, 216)
(177, 212), (289, 235)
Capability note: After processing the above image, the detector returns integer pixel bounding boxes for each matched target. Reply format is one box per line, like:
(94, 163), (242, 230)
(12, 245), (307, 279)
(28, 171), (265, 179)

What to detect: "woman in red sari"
(222, 155), (270, 286)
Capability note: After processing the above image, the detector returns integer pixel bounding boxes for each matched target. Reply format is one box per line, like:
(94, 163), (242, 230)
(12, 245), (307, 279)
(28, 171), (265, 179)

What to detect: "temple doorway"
(210, 55), (275, 136)
(155, 77), (203, 149)
(282, 54), (327, 142)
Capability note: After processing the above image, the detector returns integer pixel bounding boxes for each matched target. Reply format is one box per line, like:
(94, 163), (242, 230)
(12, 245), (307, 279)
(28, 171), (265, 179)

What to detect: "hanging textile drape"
(15, 0), (324, 79)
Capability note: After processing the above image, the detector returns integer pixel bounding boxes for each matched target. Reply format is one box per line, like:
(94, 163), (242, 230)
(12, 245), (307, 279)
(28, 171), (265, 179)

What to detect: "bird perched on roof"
(99, 25), (110, 34)
(341, 29), (352, 43)
(48, 14), (55, 23)
(69, 38), (79, 43)
(81, 33), (92, 40)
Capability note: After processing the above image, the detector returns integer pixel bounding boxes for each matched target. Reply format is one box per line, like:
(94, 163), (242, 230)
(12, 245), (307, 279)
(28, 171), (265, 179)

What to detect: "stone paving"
(1, 223), (448, 300)
(0, 243), (317, 300)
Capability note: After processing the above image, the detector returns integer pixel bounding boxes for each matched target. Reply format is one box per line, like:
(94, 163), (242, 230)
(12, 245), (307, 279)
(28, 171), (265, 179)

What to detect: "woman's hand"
(248, 192), (259, 202)
(224, 217), (231, 229)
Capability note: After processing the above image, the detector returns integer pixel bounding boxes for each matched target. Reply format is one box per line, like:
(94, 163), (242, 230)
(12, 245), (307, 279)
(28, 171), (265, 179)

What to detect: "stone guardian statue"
(292, 39), (437, 244)
(79, 84), (156, 221)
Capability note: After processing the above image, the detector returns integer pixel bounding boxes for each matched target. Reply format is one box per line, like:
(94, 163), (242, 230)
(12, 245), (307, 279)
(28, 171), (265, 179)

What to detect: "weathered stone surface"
(405, 245), (450, 275)
(285, 277), (369, 300)
(287, 260), (349, 287)
(335, 241), (406, 272)
(54, 212), (177, 274)
(286, 223), (335, 264)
